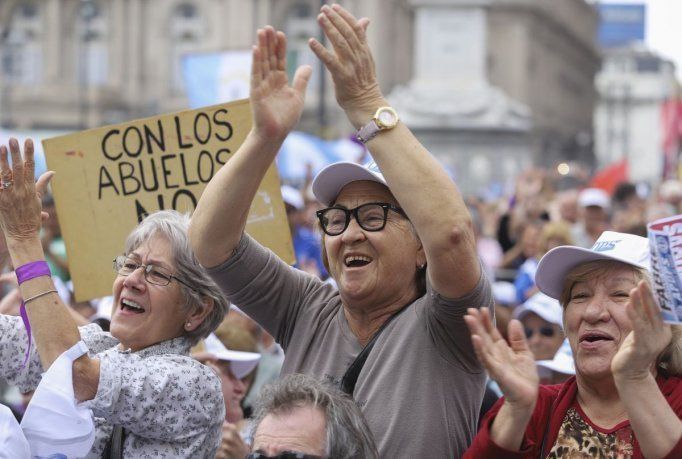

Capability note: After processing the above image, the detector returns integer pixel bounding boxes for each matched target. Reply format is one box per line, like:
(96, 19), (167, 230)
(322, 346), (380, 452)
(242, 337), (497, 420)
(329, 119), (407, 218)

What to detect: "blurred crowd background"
(0, 0), (681, 434)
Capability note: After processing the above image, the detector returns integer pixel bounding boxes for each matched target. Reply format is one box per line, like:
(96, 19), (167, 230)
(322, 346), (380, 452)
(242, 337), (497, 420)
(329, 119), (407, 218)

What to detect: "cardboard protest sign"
(43, 99), (294, 301)
(647, 214), (682, 323)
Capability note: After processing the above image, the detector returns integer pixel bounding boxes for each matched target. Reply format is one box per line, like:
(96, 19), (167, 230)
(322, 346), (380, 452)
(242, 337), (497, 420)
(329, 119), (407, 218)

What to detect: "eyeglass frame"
(113, 255), (197, 292)
(315, 202), (407, 236)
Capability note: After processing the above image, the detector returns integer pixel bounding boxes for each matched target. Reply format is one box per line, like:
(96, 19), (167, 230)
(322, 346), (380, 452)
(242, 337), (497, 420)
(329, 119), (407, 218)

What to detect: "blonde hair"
(559, 260), (682, 376)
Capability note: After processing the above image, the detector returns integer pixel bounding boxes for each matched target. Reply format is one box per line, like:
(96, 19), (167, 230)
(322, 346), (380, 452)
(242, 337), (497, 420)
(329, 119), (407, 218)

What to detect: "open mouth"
(579, 332), (613, 344)
(344, 255), (372, 268)
(121, 299), (145, 314)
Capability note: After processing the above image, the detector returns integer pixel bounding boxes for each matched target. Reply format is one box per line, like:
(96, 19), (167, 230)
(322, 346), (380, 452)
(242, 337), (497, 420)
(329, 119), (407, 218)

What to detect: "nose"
(583, 291), (611, 323)
(340, 215), (366, 243)
(123, 265), (147, 291)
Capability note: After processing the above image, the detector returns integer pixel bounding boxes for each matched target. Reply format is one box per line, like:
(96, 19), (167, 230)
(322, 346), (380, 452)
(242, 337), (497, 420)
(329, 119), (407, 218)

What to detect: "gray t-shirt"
(208, 234), (493, 458)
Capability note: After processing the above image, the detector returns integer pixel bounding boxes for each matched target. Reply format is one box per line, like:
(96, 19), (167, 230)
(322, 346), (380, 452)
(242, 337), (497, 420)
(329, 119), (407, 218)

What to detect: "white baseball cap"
(536, 231), (650, 300)
(513, 292), (563, 327)
(537, 339), (575, 375)
(578, 187), (610, 209)
(312, 160), (388, 206)
(204, 334), (260, 379)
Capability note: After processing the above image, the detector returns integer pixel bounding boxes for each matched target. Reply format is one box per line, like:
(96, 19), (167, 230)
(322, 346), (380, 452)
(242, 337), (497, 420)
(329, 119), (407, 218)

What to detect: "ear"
(184, 296), (215, 332)
(415, 237), (426, 270)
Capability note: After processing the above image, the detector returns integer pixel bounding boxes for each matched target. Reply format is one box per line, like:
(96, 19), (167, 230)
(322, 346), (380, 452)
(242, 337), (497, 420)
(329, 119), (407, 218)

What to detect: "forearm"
(349, 104), (479, 294)
(8, 237), (80, 368)
(190, 131), (284, 268)
(489, 402), (534, 452)
(615, 374), (682, 458)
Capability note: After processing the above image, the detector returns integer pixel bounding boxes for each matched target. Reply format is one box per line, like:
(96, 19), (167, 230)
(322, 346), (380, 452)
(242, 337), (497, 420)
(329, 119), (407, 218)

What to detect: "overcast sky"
(596, 0), (682, 79)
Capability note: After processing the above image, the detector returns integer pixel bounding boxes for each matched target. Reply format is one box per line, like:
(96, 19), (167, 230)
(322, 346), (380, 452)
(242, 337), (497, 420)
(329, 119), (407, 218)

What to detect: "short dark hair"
(250, 374), (379, 459)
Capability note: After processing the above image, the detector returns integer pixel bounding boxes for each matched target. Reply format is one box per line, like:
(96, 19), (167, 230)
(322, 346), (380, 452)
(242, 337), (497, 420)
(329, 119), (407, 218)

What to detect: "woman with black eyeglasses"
(0, 138), (229, 458)
(465, 231), (682, 458)
(189, 4), (493, 458)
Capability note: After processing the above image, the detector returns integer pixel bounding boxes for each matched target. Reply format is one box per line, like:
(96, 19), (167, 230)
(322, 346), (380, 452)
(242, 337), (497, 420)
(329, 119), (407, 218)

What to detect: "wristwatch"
(355, 107), (399, 144)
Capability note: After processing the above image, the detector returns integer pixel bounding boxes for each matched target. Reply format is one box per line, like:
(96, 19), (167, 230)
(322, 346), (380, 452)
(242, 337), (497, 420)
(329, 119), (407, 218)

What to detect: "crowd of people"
(0, 3), (681, 458)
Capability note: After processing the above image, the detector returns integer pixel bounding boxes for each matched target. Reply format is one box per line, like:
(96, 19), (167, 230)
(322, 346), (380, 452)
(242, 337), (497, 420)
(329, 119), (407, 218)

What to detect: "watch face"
(376, 108), (398, 129)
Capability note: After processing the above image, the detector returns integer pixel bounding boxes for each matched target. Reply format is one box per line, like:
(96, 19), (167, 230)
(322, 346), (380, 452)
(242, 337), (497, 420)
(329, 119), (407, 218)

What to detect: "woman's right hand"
(465, 307), (539, 412)
(250, 27), (312, 142)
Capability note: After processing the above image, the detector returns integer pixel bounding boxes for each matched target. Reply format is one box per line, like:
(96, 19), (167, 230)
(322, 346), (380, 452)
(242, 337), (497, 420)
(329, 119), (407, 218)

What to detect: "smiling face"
(323, 181), (425, 310)
(563, 262), (641, 381)
(110, 235), (190, 351)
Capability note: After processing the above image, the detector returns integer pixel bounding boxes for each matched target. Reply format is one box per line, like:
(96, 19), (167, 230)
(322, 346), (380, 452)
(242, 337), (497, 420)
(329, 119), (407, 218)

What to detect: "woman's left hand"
(0, 138), (53, 242)
(611, 280), (672, 380)
(308, 4), (381, 127)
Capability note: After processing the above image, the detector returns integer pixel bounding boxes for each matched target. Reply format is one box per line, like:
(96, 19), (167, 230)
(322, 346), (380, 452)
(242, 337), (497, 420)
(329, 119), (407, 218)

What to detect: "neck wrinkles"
(342, 287), (418, 346)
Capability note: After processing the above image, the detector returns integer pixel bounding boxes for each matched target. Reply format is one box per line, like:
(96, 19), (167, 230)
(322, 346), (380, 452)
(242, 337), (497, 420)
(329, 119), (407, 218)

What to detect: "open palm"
(465, 308), (539, 409)
(250, 27), (311, 141)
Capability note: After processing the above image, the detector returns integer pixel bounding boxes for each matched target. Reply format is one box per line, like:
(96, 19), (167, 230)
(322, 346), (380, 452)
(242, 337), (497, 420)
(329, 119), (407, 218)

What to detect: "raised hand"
(465, 308), (539, 410)
(611, 281), (672, 380)
(0, 138), (53, 242)
(308, 4), (380, 127)
(250, 27), (312, 141)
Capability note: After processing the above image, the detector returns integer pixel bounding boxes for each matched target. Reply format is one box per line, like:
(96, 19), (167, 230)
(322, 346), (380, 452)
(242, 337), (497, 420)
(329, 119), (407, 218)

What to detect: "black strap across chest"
(339, 300), (413, 397)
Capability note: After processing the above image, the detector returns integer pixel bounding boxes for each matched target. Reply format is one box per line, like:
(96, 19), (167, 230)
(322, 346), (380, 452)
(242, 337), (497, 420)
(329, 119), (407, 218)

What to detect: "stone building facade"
(0, 0), (599, 190)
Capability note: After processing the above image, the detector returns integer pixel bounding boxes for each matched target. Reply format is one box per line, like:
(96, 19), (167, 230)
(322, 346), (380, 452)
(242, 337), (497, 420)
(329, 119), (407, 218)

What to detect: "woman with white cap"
(513, 292), (565, 361)
(189, 4), (492, 457)
(465, 231), (682, 458)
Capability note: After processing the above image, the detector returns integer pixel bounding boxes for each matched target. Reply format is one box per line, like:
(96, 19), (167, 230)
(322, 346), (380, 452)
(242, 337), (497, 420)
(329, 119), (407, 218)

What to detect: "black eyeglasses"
(316, 202), (407, 236)
(524, 326), (557, 339)
(113, 255), (196, 291)
(246, 453), (323, 459)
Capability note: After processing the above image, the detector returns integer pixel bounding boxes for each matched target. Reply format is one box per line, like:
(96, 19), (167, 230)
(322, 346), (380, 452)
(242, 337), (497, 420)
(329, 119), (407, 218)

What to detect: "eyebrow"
(128, 252), (174, 271)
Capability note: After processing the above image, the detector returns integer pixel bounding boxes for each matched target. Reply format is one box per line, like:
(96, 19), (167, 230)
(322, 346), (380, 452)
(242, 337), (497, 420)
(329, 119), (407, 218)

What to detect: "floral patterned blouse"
(0, 315), (224, 458)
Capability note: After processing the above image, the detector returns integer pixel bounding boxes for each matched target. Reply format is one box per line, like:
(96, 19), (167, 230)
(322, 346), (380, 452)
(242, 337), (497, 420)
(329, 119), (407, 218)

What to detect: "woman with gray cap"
(189, 4), (492, 457)
(465, 231), (682, 458)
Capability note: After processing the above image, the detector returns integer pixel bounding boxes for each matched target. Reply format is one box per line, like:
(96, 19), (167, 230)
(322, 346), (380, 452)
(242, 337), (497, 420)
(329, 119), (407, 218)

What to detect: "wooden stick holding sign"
(43, 99), (294, 302)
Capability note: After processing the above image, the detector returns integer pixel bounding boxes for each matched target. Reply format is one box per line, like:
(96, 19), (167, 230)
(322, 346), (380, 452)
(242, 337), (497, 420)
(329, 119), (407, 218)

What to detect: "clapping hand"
(0, 139), (53, 243)
(611, 281), (672, 381)
(308, 4), (379, 128)
(464, 308), (539, 411)
(250, 27), (312, 142)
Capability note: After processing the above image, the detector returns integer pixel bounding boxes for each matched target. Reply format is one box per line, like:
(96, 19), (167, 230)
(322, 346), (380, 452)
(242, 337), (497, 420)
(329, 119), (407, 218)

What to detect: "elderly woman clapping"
(465, 231), (682, 458)
(189, 4), (492, 457)
(0, 139), (229, 457)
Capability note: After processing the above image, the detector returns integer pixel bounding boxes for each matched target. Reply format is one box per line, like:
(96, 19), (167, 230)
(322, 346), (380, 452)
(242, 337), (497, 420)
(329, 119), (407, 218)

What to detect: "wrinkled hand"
(0, 139), (53, 242)
(308, 4), (380, 127)
(465, 308), (539, 410)
(250, 27), (312, 141)
(611, 281), (672, 380)
(215, 421), (249, 459)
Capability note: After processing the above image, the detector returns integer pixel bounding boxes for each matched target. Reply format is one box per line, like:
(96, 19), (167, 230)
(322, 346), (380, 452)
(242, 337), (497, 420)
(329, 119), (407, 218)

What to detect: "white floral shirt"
(0, 315), (224, 458)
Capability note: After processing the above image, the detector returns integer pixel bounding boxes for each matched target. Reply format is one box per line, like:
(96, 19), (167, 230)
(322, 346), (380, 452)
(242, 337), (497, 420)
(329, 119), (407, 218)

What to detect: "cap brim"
(312, 162), (387, 206)
(213, 350), (260, 379)
(536, 246), (647, 300)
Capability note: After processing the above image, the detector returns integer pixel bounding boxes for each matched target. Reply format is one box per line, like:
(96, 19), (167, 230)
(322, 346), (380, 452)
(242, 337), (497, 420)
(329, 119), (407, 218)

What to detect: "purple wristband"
(15, 261), (51, 368)
(16, 260), (51, 285)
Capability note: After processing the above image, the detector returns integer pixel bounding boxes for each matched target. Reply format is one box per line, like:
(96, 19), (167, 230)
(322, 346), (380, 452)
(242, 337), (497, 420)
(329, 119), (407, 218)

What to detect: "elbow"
(73, 357), (100, 402)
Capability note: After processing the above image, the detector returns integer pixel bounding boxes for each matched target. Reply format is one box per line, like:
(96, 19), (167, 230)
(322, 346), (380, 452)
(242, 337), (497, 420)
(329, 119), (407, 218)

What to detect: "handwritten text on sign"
(43, 100), (293, 301)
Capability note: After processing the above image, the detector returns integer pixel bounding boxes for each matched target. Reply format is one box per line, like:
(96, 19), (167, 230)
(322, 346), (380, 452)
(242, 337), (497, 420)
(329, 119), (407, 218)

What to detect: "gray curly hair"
(250, 373), (379, 459)
(123, 210), (229, 345)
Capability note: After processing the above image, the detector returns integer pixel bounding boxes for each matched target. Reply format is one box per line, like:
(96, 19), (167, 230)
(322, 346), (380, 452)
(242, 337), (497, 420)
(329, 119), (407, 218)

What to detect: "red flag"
(590, 159), (629, 195)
